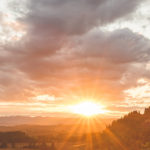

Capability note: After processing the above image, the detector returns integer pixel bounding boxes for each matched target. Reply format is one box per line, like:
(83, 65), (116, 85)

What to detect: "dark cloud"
(24, 0), (141, 35)
(73, 28), (150, 63)
(14, 0), (143, 58)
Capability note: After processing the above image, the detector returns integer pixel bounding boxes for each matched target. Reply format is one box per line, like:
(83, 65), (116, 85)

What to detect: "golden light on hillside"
(69, 101), (106, 117)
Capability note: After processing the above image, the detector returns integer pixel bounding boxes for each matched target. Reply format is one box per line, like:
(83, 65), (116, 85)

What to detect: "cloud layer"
(0, 0), (149, 116)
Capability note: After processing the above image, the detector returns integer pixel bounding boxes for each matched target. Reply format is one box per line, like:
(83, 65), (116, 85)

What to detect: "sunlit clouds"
(0, 0), (150, 117)
(0, 0), (27, 43)
(33, 95), (56, 101)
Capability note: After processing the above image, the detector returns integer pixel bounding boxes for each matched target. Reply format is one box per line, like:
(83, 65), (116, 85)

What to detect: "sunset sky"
(0, 0), (150, 117)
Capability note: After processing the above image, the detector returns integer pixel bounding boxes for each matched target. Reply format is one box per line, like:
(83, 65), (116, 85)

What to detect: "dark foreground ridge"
(96, 107), (150, 150)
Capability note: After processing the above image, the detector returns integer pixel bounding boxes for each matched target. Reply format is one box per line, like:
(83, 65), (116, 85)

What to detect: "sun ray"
(85, 118), (93, 150)
(58, 118), (83, 150)
(77, 118), (87, 142)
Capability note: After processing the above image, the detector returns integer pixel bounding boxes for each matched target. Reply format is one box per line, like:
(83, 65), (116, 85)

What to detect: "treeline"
(0, 131), (35, 148)
(0, 131), (56, 149)
(0, 131), (34, 143)
(94, 107), (150, 150)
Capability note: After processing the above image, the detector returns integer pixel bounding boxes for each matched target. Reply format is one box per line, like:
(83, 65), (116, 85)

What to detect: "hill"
(93, 107), (150, 150)
(0, 117), (113, 137)
(0, 116), (113, 126)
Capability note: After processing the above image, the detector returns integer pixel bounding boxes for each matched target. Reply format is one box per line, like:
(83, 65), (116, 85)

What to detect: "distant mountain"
(0, 116), (114, 137)
(0, 116), (113, 126)
(0, 116), (79, 126)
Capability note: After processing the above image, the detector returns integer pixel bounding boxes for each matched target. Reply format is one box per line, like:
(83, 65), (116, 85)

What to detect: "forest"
(95, 107), (150, 150)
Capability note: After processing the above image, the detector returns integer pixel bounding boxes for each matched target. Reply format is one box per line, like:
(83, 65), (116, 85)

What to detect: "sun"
(70, 101), (105, 117)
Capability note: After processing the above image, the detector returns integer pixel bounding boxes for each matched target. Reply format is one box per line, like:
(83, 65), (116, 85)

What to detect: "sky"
(0, 0), (150, 117)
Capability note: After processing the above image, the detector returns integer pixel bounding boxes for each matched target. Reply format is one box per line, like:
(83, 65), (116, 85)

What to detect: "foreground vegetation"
(96, 107), (150, 150)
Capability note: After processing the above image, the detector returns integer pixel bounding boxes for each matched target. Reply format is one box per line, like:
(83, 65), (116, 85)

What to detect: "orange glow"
(69, 101), (106, 117)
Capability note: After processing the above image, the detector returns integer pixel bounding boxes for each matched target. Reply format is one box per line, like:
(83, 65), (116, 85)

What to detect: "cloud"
(72, 28), (150, 63)
(12, 0), (144, 58)
(24, 0), (142, 35)
(0, 0), (149, 116)
(2, 28), (149, 103)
